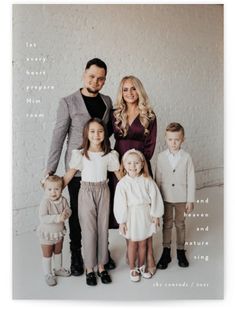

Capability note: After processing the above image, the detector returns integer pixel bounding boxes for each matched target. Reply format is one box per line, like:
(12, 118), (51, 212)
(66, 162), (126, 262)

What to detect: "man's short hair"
(85, 58), (107, 75)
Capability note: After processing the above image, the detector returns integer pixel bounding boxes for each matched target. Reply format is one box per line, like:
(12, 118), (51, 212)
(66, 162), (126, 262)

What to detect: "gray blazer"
(46, 89), (113, 175)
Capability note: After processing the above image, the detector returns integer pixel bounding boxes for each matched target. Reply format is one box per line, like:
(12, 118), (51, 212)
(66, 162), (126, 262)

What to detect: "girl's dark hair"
(79, 118), (111, 159)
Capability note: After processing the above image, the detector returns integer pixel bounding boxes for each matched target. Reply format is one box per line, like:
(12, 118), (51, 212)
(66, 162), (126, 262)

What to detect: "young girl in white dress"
(114, 149), (164, 282)
(63, 118), (120, 286)
(38, 175), (72, 286)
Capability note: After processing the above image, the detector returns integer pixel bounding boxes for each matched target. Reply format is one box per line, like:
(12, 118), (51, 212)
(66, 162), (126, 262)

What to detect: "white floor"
(13, 186), (223, 300)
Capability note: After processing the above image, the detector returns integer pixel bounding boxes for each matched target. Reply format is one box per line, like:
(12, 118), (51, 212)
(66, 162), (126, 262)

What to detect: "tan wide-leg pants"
(78, 180), (110, 269)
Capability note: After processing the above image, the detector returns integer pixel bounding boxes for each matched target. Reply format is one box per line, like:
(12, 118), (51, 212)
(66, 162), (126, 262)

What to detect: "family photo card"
(12, 4), (223, 300)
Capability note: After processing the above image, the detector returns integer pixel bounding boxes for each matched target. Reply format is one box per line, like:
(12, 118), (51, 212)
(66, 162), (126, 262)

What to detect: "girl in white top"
(114, 149), (164, 282)
(63, 118), (120, 286)
(38, 175), (72, 286)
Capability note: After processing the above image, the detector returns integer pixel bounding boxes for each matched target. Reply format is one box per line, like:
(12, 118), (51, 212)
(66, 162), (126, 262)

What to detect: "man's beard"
(87, 87), (99, 94)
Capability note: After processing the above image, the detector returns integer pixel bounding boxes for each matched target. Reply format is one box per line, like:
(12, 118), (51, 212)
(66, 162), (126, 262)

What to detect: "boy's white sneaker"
(139, 265), (152, 279)
(45, 274), (57, 286)
(54, 267), (71, 277)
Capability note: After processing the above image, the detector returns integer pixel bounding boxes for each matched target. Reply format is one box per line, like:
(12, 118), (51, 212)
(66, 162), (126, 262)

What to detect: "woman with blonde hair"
(109, 75), (157, 275)
(113, 75), (156, 139)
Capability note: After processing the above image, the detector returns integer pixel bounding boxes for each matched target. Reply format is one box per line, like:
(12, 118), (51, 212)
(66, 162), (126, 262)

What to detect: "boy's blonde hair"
(166, 122), (185, 137)
(43, 175), (64, 189)
(120, 149), (150, 178)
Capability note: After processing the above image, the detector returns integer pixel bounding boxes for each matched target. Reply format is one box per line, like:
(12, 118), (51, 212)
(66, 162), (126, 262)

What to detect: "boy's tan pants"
(162, 202), (186, 250)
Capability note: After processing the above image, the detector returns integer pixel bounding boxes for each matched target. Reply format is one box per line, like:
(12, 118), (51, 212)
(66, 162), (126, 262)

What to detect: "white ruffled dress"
(114, 175), (164, 241)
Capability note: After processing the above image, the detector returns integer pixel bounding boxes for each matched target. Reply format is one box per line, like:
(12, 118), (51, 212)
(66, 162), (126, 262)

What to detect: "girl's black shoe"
(97, 270), (112, 284)
(86, 271), (97, 286)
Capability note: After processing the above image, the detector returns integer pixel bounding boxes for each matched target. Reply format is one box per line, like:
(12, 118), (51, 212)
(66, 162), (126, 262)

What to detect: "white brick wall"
(13, 4), (223, 234)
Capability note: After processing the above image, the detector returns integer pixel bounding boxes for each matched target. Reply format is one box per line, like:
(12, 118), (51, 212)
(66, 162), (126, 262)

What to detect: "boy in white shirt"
(155, 122), (195, 269)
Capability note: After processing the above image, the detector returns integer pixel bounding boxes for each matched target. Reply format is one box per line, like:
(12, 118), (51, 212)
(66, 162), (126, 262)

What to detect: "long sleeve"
(186, 155), (196, 202)
(113, 182), (128, 224)
(143, 117), (157, 160)
(148, 179), (164, 218)
(46, 98), (71, 173)
(39, 199), (61, 224)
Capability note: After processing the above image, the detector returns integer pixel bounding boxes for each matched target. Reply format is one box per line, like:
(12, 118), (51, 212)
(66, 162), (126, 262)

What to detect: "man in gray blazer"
(45, 58), (115, 276)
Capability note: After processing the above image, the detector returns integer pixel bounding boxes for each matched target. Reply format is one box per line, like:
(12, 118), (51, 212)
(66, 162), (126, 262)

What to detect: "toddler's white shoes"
(45, 273), (57, 286)
(54, 267), (71, 277)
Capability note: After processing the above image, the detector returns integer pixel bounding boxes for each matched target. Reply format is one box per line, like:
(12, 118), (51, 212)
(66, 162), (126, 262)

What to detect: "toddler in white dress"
(114, 149), (164, 282)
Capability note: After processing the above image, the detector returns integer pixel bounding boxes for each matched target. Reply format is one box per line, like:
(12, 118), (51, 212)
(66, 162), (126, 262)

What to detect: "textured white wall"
(13, 4), (223, 234)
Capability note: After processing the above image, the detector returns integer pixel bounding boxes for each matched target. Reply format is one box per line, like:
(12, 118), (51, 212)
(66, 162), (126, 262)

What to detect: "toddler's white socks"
(54, 253), (62, 270)
(42, 256), (52, 275)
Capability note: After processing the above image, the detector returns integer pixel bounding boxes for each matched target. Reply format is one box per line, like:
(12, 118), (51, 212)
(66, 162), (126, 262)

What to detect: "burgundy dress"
(109, 111), (157, 228)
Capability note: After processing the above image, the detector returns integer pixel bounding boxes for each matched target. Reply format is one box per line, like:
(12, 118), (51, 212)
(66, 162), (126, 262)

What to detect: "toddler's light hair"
(120, 149), (150, 178)
(42, 175), (64, 189)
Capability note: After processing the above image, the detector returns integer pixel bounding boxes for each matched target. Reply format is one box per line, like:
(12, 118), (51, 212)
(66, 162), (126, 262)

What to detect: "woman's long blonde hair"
(113, 76), (155, 137)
